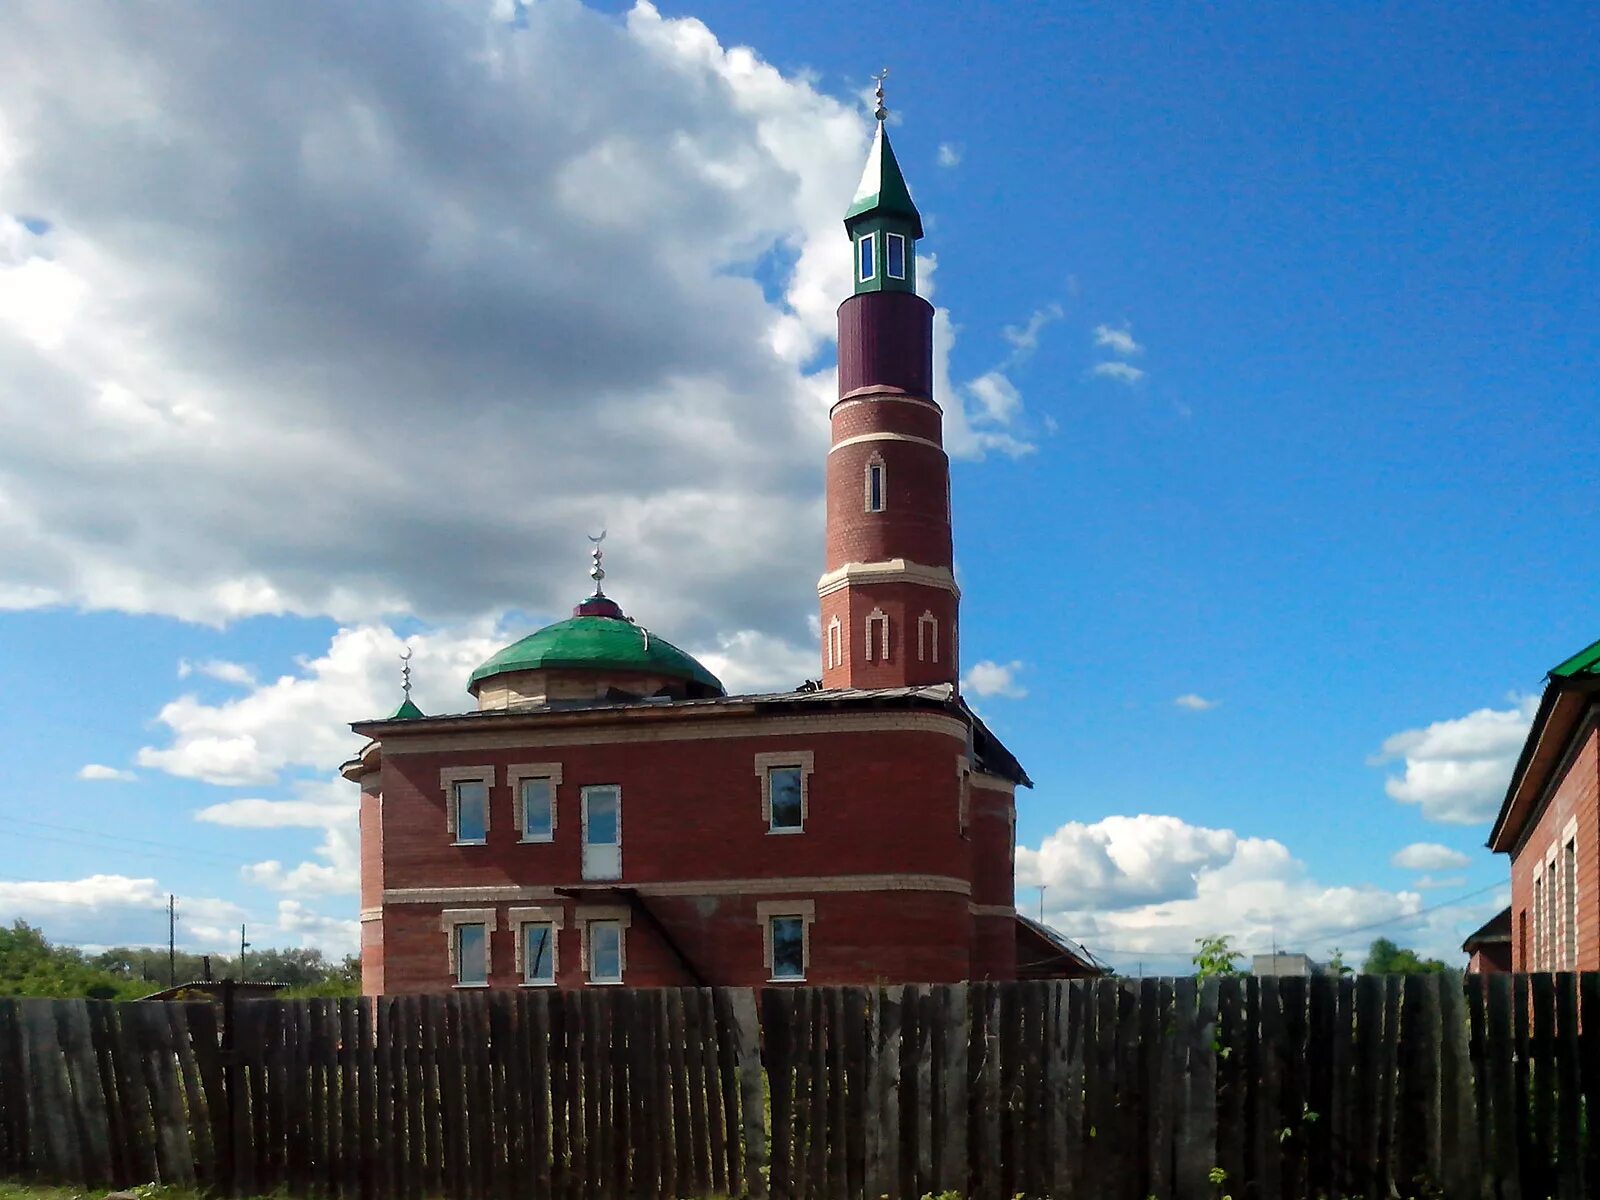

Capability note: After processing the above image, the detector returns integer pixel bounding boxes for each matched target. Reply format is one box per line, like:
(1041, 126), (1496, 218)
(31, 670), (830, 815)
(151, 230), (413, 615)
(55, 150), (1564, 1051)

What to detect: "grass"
(0, 1184), (286, 1200)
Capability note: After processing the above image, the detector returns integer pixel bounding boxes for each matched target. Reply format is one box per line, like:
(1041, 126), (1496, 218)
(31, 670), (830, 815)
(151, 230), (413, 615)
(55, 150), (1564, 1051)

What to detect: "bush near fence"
(1, 973), (1596, 1200)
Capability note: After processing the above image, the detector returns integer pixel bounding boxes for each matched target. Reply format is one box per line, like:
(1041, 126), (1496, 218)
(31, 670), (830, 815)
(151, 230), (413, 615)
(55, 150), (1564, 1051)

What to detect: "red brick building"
(344, 108), (1054, 995)
(1487, 637), (1600, 971)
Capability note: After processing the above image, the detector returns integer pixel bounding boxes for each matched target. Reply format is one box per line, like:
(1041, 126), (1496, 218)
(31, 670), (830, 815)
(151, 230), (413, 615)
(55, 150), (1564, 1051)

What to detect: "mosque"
(342, 92), (1097, 993)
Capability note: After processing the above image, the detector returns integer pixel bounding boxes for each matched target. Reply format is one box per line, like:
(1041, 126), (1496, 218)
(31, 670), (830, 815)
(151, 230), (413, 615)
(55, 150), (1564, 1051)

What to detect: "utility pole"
(239, 924), (251, 982)
(1037, 885), (1046, 922)
(167, 894), (178, 988)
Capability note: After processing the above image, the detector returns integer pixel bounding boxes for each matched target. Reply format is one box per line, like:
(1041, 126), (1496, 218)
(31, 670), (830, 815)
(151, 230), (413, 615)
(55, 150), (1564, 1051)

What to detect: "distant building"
(1461, 906), (1512, 974)
(1487, 637), (1600, 971)
(1251, 951), (1326, 977)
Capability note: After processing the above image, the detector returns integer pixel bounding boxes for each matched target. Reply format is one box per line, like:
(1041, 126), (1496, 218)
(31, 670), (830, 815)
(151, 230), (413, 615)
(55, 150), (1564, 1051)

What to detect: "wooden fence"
(1, 973), (1597, 1199)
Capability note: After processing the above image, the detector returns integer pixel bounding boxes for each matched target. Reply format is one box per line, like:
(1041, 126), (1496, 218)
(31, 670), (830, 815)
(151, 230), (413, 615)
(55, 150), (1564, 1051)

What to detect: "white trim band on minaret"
(830, 432), (946, 455)
(816, 559), (960, 599)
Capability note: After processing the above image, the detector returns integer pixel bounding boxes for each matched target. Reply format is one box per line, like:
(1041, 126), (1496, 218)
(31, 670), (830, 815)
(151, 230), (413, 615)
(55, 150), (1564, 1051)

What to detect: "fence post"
(220, 980), (236, 1197)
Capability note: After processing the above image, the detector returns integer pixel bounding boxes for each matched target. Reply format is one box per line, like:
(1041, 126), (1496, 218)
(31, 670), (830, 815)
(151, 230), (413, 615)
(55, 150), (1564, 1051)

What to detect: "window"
(769, 767), (804, 832)
(441, 907), (496, 987)
(917, 612), (939, 664)
(524, 922), (556, 985)
(454, 780), (487, 844)
(865, 456), (886, 513)
(826, 617), (843, 670)
(581, 785), (621, 881)
(440, 766), (494, 844)
(588, 921), (623, 984)
(865, 610), (890, 662)
(1564, 838), (1577, 969)
(1534, 870), (1544, 970)
(758, 900), (814, 982)
(521, 777), (555, 842)
(857, 233), (876, 282)
(885, 232), (906, 280)
(1519, 909), (1529, 971)
(755, 751), (813, 833)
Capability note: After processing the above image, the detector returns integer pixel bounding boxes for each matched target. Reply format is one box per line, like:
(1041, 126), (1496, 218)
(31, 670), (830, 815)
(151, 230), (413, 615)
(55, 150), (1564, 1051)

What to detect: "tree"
(1326, 948), (1353, 977)
(1193, 934), (1243, 979)
(1363, 936), (1447, 975)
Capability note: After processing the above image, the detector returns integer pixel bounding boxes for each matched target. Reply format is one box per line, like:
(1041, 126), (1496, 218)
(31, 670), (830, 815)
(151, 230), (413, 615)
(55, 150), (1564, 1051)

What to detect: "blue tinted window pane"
(886, 234), (905, 279)
(771, 917), (805, 980)
(525, 923), (554, 984)
(590, 922), (622, 982)
(769, 768), (803, 830)
(858, 235), (875, 281)
(522, 778), (554, 840)
(455, 781), (487, 843)
(457, 924), (487, 985)
(585, 787), (618, 846)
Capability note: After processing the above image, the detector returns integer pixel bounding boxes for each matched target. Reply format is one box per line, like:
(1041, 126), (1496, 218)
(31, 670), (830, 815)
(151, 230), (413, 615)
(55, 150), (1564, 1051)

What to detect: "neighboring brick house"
(344, 106), (1054, 995)
(1461, 907), (1512, 974)
(1487, 637), (1600, 971)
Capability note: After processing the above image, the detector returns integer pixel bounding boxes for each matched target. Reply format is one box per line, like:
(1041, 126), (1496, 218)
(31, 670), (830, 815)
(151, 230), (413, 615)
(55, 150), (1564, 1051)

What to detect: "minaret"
(819, 75), (958, 690)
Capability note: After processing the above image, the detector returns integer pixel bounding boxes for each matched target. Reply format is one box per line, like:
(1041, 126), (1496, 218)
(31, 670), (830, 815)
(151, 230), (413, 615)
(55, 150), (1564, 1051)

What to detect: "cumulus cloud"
(1173, 693), (1218, 712)
(963, 659), (1027, 699)
(937, 143), (962, 168)
(1390, 842), (1473, 872)
(277, 899), (359, 955)
(1091, 361), (1145, 385)
(1018, 813), (1494, 969)
(198, 778), (361, 898)
(1002, 302), (1065, 363)
(1374, 695), (1537, 824)
(78, 763), (135, 782)
(1092, 323), (1143, 356)
(0, 874), (245, 949)
(178, 659), (257, 687)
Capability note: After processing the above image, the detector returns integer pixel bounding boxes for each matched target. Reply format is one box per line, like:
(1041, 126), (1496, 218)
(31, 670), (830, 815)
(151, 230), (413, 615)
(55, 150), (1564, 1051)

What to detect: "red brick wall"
(1509, 724), (1599, 972)
(364, 714), (1017, 993)
(824, 440), (952, 570)
(819, 581), (958, 690)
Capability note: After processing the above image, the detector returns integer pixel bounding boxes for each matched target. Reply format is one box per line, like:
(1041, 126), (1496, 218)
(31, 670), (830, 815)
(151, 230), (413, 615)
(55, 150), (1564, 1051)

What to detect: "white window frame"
(885, 232), (907, 280)
(510, 905), (563, 987)
(755, 750), (814, 834)
(917, 611), (939, 664)
(865, 609), (890, 662)
(439, 766), (494, 845)
(826, 616), (843, 670)
(510, 762), (562, 843)
(757, 899), (815, 983)
(857, 233), (876, 283)
(576, 905), (632, 985)
(864, 455), (886, 513)
(441, 908), (496, 987)
(580, 784), (623, 881)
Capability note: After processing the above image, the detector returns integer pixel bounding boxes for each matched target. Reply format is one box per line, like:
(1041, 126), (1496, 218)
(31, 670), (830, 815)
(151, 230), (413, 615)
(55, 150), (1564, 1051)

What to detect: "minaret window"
(865, 609), (890, 662)
(865, 456), (886, 513)
(826, 616), (843, 669)
(857, 233), (876, 283)
(886, 232), (906, 280)
(917, 612), (939, 664)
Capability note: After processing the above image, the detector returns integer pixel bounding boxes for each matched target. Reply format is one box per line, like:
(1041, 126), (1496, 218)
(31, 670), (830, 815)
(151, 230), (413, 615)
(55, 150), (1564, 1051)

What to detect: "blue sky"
(1, 1), (1594, 970)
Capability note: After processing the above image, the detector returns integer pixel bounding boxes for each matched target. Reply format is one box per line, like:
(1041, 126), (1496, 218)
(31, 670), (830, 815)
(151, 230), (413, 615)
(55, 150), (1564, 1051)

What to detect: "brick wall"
(1509, 723), (1599, 971)
(819, 581), (958, 690)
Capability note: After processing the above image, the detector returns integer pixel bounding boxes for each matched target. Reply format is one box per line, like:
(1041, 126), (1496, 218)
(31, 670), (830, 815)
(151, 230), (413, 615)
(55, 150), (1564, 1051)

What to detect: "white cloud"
(966, 372), (1023, 424)
(1092, 323), (1143, 356)
(138, 623), (506, 786)
(199, 778), (360, 897)
(1091, 361), (1145, 385)
(178, 658), (257, 687)
(693, 628), (818, 695)
(276, 899), (359, 955)
(78, 763), (135, 781)
(1018, 813), (1493, 968)
(1173, 693), (1218, 712)
(963, 659), (1027, 699)
(0, 874), (245, 950)
(937, 142), (962, 168)
(1374, 695), (1537, 824)
(1414, 874), (1469, 891)
(1390, 842), (1473, 871)
(1002, 302), (1064, 363)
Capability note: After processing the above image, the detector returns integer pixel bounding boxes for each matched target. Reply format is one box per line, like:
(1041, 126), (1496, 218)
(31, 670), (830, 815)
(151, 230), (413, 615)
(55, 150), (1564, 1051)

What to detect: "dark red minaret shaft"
(819, 113), (958, 690)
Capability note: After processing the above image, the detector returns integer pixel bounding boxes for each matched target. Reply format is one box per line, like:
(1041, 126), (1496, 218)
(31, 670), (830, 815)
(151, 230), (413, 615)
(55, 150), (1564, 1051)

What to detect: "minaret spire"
(588, 529), (607, 597)
(386, 646), (425, 720)
(872, 67), (889, 122)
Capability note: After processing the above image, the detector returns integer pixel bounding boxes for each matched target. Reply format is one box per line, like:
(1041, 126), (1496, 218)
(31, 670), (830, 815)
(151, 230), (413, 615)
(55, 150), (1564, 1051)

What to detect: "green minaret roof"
(844, 121), (923, 240)
(386, 696), (425, 720)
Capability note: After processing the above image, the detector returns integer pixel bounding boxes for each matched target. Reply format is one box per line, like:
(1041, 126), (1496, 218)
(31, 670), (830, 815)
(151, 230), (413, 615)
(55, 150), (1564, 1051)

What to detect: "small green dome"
(468, 614), (725, 697)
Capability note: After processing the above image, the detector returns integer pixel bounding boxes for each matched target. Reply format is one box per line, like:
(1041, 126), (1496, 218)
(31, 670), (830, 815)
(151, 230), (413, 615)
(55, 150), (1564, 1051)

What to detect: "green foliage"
(1363, 936), (1448, 975)
(0, 920), (360, 999)
(1192, 935), (1242, 979)
(1326, 947), (1353, 976)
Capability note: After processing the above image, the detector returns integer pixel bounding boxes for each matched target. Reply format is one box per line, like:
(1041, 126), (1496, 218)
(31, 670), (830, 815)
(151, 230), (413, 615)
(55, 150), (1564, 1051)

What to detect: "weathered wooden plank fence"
(1, 973), (1596, 1199)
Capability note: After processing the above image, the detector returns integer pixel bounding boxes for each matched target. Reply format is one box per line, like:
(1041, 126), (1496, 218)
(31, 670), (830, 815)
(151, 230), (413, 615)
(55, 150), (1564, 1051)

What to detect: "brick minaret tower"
(819, 85), (957, 690)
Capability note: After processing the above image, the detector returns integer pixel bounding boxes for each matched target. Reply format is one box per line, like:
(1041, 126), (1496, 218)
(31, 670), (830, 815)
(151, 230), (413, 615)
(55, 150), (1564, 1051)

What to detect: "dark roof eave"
(1487, 679), (1600, 853)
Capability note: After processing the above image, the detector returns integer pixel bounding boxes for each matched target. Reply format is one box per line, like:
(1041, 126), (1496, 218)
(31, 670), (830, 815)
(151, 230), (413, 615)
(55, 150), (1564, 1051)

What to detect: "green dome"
(468, 615), (725, 696)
